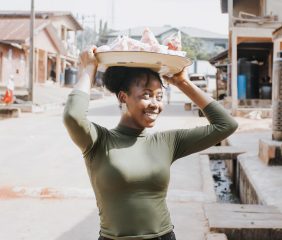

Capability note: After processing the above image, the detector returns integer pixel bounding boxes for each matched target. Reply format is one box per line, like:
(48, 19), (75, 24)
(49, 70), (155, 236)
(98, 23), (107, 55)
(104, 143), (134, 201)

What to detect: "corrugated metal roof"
(0, 18), (49, 43)
(0, 10), (68, 18)
(180, 27), (227, 39)
(0, 11), (83, 31)
(209, 49), (228, 64)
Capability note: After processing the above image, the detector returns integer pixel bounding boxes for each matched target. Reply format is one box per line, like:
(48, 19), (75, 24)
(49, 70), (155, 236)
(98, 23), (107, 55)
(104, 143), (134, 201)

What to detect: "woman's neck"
(119, 115), (145, 130)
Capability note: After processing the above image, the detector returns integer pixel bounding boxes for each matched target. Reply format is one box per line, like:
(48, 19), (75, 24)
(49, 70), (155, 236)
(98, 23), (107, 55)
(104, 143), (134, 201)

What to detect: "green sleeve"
(165, 101), (238, 161)
(63, 90), (99, 154)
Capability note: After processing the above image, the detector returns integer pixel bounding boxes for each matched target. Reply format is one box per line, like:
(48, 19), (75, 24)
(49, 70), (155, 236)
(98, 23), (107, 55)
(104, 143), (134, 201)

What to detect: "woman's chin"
(145, 121), (156, 128)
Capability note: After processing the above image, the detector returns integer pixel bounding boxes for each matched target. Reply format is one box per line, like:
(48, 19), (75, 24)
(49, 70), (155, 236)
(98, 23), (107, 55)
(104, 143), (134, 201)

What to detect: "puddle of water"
(210, 160), (240, 204)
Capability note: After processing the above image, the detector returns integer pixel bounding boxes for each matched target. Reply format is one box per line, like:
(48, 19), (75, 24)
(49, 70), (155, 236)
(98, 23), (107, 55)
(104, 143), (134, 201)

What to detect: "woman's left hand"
(163, 67), (189, 87)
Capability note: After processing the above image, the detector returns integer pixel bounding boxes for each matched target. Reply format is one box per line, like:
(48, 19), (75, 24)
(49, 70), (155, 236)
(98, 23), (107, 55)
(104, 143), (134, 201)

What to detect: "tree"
(182, 35), (225, 61)
(182, 36), (203, 60)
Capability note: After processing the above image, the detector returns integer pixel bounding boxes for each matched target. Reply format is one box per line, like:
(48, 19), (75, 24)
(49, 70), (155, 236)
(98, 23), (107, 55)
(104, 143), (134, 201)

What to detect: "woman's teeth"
(145, 112), (158, 120)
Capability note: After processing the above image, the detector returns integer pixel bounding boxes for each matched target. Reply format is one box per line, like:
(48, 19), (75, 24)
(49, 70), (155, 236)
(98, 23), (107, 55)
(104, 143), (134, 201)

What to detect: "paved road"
(0, 86), (272, 240)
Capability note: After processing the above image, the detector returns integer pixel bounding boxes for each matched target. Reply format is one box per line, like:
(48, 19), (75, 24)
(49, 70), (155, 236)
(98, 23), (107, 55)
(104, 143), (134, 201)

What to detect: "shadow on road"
(56, 210), (100, 240)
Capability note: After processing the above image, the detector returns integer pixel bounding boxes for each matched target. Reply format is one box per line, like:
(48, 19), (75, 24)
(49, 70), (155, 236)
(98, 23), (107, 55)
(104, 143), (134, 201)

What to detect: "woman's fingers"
(79, 45), (98, 67)
(163, 67), (189, 86)
(88, 45), (97, 60)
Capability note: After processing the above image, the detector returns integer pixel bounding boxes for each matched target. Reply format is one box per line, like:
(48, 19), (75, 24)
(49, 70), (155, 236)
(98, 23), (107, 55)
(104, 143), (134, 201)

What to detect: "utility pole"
(28, 0), (35, 102)
(81, 15), (85, 50)
(93, 15), (97, 44)
(111, 0), (115, 29)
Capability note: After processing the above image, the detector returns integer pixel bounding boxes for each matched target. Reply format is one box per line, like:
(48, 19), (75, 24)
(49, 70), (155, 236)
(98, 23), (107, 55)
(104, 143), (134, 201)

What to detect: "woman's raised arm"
(63, 47), (99, 154)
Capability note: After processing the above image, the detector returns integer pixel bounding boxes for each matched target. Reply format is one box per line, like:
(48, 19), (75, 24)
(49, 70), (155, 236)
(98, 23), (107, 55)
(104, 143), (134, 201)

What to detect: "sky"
(1, 0), (228, 34)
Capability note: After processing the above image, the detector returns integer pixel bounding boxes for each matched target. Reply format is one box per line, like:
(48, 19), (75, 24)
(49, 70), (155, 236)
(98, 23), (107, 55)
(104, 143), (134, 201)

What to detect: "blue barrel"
(237, 74), (247, 99)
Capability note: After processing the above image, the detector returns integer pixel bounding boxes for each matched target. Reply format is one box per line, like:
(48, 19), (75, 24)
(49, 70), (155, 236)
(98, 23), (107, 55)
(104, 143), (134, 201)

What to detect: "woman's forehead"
(132, 76), (162, 89)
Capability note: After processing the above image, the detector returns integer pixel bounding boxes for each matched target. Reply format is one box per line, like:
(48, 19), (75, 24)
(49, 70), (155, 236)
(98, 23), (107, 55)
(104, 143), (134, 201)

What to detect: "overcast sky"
(1, 0), (228, 34)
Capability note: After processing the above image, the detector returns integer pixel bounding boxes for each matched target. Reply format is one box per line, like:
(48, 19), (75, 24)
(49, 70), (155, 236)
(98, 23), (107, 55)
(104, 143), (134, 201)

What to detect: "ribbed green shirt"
(63, 90), (238, 240)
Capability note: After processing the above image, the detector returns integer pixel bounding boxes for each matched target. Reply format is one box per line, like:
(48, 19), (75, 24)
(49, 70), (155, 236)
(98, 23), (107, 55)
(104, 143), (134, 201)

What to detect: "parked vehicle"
(189, 73), (208, 92)
(189, 73), (207, 116)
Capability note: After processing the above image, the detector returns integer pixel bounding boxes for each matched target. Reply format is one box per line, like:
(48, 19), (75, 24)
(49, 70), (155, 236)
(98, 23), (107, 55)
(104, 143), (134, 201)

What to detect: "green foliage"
(182, 36), (202, 59)
(182, 35), (225, 61)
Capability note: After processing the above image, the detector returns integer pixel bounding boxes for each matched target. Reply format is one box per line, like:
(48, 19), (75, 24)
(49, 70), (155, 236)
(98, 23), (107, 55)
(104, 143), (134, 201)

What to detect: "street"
(0, 85), (273, 240)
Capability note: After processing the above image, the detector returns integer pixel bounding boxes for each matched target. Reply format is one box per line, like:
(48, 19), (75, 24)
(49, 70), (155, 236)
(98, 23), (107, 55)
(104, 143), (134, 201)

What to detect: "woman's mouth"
(144, 111), (159, 121)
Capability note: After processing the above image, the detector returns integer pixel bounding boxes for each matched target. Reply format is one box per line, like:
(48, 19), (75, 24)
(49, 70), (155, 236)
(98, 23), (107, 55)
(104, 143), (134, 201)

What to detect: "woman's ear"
(117, 91), (127, 104)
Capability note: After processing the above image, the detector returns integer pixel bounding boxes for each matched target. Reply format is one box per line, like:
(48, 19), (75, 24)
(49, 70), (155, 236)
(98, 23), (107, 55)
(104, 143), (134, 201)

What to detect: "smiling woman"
(63, 46), (238, 240)
(103, 67), (164, 129)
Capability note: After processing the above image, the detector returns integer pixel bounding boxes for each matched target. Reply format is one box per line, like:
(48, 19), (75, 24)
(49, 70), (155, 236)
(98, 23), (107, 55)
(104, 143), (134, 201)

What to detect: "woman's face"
(120, 76), (164, 129)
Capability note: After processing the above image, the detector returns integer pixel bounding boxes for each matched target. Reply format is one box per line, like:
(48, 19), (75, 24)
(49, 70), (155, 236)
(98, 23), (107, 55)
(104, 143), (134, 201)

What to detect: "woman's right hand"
(78, 45), (98, 81)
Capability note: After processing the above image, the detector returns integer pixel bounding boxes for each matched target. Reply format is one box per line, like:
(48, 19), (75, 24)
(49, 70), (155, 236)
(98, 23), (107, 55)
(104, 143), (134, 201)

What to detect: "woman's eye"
(143, 93), (150, 99)
(156, 95), (163, 101)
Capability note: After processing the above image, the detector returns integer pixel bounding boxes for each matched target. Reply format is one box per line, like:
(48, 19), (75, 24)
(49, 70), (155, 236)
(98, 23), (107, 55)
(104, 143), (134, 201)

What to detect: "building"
(0, 11), (83, 89)
(219, 0), (282, 113)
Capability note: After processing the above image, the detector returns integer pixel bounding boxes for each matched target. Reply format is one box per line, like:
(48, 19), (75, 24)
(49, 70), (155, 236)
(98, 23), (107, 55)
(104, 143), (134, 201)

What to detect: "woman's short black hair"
(102, 66), (163, 96)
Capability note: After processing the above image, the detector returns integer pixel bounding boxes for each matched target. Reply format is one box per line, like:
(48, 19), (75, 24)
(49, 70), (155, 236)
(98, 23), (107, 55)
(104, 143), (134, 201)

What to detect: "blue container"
(237, 74), (247, 99)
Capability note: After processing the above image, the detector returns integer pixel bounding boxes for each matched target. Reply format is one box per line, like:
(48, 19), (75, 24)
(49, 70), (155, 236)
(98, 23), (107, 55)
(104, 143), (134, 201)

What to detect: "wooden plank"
(206, 233), (228, 240)
(207, 211), (282, 221)
(209, 218), (282, 229)
(205, 203), (282, 240)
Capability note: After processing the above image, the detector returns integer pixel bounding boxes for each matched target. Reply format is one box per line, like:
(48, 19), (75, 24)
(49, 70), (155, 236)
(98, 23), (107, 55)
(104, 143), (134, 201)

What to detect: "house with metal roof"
(0, 11), (83, 89)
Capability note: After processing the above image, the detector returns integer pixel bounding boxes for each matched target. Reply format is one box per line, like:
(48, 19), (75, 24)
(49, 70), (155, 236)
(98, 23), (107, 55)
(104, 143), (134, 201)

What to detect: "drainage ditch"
(210, 160), (240, 203)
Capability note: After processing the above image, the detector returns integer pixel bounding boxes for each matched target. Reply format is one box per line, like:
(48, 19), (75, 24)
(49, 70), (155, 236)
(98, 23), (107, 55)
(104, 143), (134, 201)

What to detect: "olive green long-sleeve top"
(63, 90), (238, 240)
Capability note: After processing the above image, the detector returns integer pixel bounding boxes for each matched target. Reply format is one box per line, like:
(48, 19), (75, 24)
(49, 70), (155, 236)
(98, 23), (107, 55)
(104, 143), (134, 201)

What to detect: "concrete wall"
(238, 160), (262, 204)
(188, 60), (217, 76)
(35, 29), (58, 54)
(232, 0), (282, 21)
(233, 0), (261, 17)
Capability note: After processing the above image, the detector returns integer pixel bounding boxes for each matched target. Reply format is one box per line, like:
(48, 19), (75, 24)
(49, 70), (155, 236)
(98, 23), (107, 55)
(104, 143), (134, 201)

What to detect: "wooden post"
(228, 0), (233, 28)
(231, 31), (238, 114)
(34, 49), (39, 83)
(56, 54), (61, 83)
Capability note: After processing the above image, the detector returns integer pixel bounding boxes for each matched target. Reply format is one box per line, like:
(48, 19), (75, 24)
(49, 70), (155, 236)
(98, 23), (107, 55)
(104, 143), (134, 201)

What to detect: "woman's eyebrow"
(143, 89), (163, 95)
(143, 88), (153, 92)
(143, 88), (163, 92)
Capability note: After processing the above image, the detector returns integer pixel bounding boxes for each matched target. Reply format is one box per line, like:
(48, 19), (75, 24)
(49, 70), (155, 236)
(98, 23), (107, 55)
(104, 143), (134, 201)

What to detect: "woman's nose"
(149, 97), (159, 107)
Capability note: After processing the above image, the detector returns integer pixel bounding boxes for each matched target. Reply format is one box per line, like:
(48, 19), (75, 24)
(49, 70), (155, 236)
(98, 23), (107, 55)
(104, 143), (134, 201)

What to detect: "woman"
(63, 47), (238, 240)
